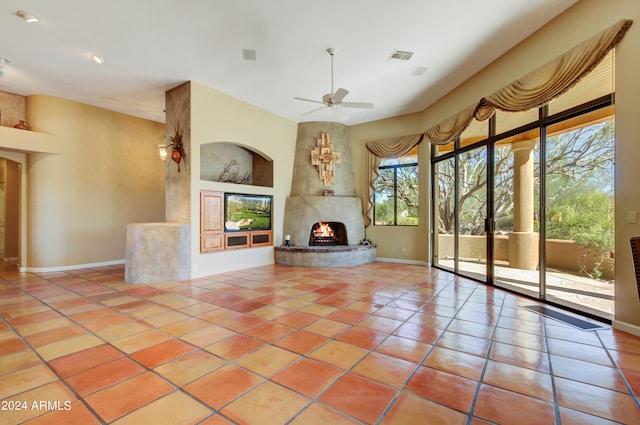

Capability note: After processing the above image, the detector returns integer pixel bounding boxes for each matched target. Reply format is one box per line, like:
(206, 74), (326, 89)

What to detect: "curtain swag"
(364, 134), (423, 227)
(423, 18), (632, 146)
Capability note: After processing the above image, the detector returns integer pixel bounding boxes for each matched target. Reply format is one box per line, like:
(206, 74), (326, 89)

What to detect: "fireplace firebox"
(309, 222), (347, 246)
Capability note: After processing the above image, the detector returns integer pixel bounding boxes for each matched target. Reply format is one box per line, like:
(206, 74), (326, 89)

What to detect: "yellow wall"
(349, 112), (429, 263)
(189, 82), (297, 277)
(25, 96), (165, 269)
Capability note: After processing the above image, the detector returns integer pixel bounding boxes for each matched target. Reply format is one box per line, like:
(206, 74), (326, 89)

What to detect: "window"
(374, 148), (418, 225)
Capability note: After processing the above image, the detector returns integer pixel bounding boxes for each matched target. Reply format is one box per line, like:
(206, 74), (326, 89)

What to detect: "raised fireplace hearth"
(275, 244), (376, 267)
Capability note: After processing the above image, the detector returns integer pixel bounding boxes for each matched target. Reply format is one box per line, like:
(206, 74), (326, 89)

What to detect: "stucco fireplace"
(275, 121), (376, 267)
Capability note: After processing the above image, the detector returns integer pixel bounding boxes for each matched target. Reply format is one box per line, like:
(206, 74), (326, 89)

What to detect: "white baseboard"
(25, 259), (125, 273)
(376, 257), (430, 267)
(612, 319), (640, 338)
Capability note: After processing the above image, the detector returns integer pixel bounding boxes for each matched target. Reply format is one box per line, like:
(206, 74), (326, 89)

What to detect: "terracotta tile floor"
(1, 261), (640, 424)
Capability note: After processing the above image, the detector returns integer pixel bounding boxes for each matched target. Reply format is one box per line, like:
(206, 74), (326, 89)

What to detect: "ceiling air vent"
(242, 48), (256, 61)
(388, 49), (414, 61)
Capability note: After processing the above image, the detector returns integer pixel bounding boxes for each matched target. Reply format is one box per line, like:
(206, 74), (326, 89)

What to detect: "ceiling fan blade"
(341, 101), (375, 109)
(294, 97), (327, 105)
(302, 106), (326, 116)
(332, 88), (349, 103)
(331, 106), (349, 121)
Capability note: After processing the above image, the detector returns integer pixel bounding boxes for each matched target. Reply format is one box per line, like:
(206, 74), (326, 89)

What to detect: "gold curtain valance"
(365, 134), (424, 158)
(423, 18), (632, 146)
(423, 103), (494, 146)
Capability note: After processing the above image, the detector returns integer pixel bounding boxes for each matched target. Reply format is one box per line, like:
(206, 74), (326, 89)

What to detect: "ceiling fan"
(294, 47), (374, 120)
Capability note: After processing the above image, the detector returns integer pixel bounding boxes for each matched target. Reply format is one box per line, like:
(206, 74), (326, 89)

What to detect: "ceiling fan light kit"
(294, 47), (374, 120)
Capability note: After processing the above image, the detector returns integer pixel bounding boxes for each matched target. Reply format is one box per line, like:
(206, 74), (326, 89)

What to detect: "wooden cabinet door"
(201, 191), (223, 232)
(200, 191), (223, 252)
(201, 232), (224, 251)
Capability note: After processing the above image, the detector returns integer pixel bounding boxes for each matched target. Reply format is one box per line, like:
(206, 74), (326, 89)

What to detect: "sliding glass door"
(431, 102), (615, 321)
(433, 157), (455, 272)
(457, 147), (487, 283)
(544, 117), (615, 318)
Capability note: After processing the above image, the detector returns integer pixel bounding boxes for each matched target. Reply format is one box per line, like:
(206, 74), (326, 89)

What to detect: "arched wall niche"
(200, 142), (273, 187)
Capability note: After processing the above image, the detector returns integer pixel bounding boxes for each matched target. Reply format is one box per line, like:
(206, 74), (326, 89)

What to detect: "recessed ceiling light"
(91, 55), (105, 64)
(16, 11), (39, 23)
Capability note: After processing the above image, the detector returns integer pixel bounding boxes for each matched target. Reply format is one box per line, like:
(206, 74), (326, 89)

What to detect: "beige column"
(508, 140), (539, 270)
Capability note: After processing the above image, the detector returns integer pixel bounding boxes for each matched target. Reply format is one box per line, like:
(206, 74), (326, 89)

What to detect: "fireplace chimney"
(283, 122), (365, 247)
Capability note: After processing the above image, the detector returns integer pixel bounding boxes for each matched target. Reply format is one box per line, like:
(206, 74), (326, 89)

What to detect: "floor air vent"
(522, 305), (608, 331)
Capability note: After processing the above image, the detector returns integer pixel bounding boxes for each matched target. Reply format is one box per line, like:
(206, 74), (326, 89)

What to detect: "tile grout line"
(284, 268), (435, 425)
(185, 265), (426, 424)
(370, 277), (482, 425)
(540, 311), (563, 425)
(3, 269), (243, 424)
(2, 277), (110, 425)
(278, 267), (449, 424)
(3, 263), (640, 423)
(596, 330), (640, 411)
(2, 264), (464, 420)
(3, 271), (207, 425)
(462, 284), (505, 425)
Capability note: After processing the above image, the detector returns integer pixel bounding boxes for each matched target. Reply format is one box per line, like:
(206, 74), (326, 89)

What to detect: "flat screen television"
(224, 193), (272, 232)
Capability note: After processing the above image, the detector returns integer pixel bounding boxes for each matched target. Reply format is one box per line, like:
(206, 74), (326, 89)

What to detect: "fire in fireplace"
(309, 222), (347, 246)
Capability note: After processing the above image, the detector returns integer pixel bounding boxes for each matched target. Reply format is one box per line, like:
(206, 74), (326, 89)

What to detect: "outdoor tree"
(374, 159), (419, 225)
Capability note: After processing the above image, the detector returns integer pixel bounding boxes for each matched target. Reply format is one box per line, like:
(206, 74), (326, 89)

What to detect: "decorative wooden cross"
(311, 132), (341, 186)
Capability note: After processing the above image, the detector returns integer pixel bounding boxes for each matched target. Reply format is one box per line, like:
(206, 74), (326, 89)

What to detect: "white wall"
(189, 82), (297, 277)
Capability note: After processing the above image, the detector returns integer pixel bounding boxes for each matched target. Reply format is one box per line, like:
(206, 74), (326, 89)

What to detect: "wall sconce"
(166, 124), (188, 172)
(16, 11), (40, 23)
(156, 144), (168, 162)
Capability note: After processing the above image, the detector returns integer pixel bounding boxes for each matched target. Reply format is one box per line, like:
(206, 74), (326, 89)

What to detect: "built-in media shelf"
(225, 230), (272, 250)
(200, 190), (273, 253)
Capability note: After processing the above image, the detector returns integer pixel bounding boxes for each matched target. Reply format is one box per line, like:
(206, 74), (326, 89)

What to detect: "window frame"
(430, 94), (614, 323)
(373, 157), (419, 226)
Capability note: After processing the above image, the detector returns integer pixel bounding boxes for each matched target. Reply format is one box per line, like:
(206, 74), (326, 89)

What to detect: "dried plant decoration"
(167, 124), (188, 172)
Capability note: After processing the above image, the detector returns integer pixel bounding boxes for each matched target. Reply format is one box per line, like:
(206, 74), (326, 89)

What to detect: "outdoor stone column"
(508, 140), (539, 270)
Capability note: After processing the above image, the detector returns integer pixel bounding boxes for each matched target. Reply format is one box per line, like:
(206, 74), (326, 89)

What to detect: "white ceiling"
(0, 0), (578, 126)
